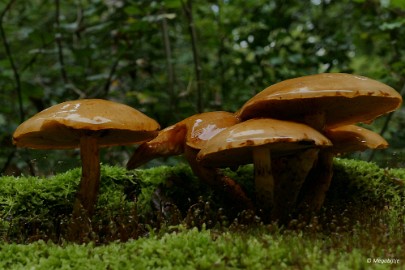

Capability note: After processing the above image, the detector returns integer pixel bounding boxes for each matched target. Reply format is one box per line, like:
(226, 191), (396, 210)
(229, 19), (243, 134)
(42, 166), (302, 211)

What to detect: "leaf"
(142, 13), (177, 22)
(164, 0), (182, 9)
(379, 19), (405, 30)
(124, 5), (141, 15)
(390, 0), (405, 9)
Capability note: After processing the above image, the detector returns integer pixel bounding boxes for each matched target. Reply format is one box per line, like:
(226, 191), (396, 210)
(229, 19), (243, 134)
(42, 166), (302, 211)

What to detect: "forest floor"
(0, 158), (404, 269)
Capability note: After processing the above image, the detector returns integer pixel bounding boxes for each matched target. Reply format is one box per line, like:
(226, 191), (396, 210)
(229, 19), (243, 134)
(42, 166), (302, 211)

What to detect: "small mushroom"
(196, 118), (332, 221)
(127, 111), (253, 210)
(324, 125), (388, 154)
(297, 125), (388, 213)
(13, 99), (159, 236)
(236, 73), (402, 212)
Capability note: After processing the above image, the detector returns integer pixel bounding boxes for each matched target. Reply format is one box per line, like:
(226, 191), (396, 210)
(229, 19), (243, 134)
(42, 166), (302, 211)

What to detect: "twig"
(0, 0), (24, 123)
(161, 10), (176, 113)
(215, 0), (224, 108)
(55, 0), (69, 84)
(0, 1), (37, 176)
(181, 0), (203, 113)
(103, 56), (121, 97)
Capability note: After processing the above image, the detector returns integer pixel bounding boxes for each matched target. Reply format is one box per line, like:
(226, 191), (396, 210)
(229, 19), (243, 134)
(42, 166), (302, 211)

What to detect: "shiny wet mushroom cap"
(126, 111), (239, 169)
(236, 73), (402, 129)
(197, 118), (332, 219)
(13, 99), (160, 149)
(325, 125), (388, 154)
(185, 111), (240, 150)
(126, 111), (253, 210)
(197, 118), (331, 167)
(12, 99), (160, 240)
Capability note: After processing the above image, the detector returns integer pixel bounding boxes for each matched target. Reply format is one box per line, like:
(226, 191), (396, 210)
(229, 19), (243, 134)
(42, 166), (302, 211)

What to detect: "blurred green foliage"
(0, 0), (404, 175)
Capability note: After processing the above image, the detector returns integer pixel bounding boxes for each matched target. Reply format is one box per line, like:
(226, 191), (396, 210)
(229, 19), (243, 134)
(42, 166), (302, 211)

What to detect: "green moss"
(0, 227), (402, 269)
(328, 158), (405, 207)
(132, 164), (201, 214)
(0, 159), (404, 268)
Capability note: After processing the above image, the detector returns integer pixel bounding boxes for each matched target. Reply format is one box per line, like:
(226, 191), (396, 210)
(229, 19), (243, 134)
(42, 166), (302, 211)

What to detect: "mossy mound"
(0, 158), (404, 244)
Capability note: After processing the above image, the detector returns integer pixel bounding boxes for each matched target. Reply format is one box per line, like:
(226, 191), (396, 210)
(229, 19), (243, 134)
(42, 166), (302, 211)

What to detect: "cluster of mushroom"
(124, 73), (402, 223)
(197, 73), (402, 222)
(12, 73), (402, 230)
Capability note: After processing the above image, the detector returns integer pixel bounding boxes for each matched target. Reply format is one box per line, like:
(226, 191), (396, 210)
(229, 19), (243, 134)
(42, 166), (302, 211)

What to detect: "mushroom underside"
(14, 125), (158, 149)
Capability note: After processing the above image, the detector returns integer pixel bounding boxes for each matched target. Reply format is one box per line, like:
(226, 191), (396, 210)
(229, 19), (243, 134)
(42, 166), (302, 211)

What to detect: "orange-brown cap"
(13, 99), (160, 149)
(236, 73), (402, 128)
(325, 125), (388, 154)
(197, 118), (332, 167)
(185, 111), (240, 150)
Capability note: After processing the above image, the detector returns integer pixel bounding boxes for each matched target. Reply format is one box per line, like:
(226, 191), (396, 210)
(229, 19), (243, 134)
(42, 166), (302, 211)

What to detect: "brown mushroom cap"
(325, 125), (388, 154)
(13, 99), (160, 149)
(236, 73), (402, 129)
(197, 118), (332, 167)
(185, 111), (240, 150)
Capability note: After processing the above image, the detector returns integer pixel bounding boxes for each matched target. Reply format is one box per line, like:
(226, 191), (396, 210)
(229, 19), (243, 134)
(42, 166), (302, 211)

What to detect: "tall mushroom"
(12, 99), (159, 234)
(196, 118), (332, 221)
(236, 73), (402, 212)
(236, 73), (402, 129)
(127, 111), (253, 210)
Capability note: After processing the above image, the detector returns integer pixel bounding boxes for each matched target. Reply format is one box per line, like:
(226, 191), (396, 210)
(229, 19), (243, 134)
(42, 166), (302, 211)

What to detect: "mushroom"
(127, 111), (253, 210)
(236, 73), (402, 129)
(235, 73), (402, 212)
(196, 118), (332, 221)
(324, 125), (388, 154)
(12, 99), (159, 228)
(297, 125), (388, 213)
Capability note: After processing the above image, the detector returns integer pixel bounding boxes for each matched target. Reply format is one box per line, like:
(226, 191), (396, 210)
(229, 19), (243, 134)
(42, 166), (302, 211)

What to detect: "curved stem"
(185, 146), (253, 210)
(127, 124), (187, 169)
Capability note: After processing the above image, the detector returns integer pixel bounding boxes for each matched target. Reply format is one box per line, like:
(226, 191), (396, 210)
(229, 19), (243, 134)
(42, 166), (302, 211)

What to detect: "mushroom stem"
(79, 135), (101, 215)
(68, 135), (100, 241)
(185, 146), (254, 210)
(300, 110), (334, 214)
(297, 150), (334, 215)
(253, 146), (274, 218)
(304, 111), (326, 131)
(72, 135), (101, 218)
(272, 148), (319, 224)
